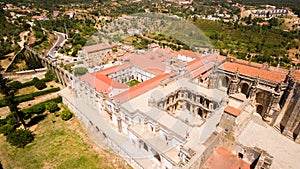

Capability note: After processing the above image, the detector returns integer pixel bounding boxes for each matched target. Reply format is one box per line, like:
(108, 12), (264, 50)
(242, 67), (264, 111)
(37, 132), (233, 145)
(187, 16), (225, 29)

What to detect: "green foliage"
(45, 101), (60, 113)
(21, 77), (40, 88)
(6, 129), (34, 148)
(60, 109), (73, 121)
(45, 70), (56, 81)
(8, 81), (23, 90)
(34, 80), (47, 90)
(73, 67), (88, 77)
(22, 96), (62, 118)
(194, 19), (299, 66)
(0, 88), (60, 108)
(0, 114), (19, 135)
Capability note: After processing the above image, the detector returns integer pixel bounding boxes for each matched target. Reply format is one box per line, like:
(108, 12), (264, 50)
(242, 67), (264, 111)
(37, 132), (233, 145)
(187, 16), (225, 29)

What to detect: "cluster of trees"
(195, 19), (299, 67)
(0, 9), (28, 57)
(242, 15), (280, 28)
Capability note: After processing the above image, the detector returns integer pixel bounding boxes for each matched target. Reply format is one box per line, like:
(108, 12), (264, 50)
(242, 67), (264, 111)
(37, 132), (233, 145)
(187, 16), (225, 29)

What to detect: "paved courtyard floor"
(238, 120), (300, 169)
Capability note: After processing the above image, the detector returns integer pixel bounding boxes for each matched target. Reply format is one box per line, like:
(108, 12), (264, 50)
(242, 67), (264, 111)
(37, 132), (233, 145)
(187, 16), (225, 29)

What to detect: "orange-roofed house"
(178, 49), (199, 62)
(202, 147), (250, 169)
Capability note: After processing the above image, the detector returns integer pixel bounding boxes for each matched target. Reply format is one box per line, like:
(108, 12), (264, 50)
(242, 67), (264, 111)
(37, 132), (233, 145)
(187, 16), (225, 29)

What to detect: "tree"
(60, 109), (73, 121)
(0, 74), (26, 128)
(45, 70), (56, 81)
(45, 101), (60, 113)
(6, 129), (34, 148)
(0, 74), (9, 96)
(34, 80), (47, 90)
(73, 67), (88, 77)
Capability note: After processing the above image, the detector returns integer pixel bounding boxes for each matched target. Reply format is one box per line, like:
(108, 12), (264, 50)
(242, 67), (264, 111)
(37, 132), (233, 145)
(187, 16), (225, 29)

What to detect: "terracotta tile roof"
(119, 52), (133, 60)
(80, 72), (128, 94)
(187, 58), (205, 71)
(202, 147), (250, 169)
(294, 70), (300, 82)
(83, 43), (112, 53)
(114, 73), (170, 102)
(190, 62), (214, 78)
(32, 16), (45, 19)
(178, 49), (199, 58)
(235, 59), (289, 74)
(220, 62), (287, 83)
(126, 48), (175, 74)
(146, 67), (165, 75)
(224, 105), (241, 117)
(187, 54), (226, 72)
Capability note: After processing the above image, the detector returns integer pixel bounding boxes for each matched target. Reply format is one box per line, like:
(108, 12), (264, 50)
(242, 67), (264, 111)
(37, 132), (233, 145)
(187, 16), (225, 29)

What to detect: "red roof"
(220, 62), (286, 83)
(178, 49), (199, 58)
(32, 16), (45, 19)
(202, 147), (250, 169)
(190, 62), (214, 78)
(224, 106), (241, 117)
(187, 54), (226, 72)
(114, 73), (170, 102)
(80, 72), (128, 94)
(294, 70), (300, 82)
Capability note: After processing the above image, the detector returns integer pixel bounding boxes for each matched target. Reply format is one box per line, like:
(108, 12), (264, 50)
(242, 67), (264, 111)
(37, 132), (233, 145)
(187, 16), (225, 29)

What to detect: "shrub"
(44, 70), (56, 81)
(21, 77), (40, 88)
(14, 94), (34, 103)
(8, 81), (22, 90)
(0, 124), (15, 135)
(6, 129), (34, 148)
(60, 109), (73, 121)
(22, 96), (62, 117)
(34, 80), (47, 90)
(45, 101), (60, 113)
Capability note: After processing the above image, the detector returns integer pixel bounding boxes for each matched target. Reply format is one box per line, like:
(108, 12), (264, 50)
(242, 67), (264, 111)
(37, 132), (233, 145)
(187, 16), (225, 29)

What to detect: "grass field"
(0, 106), (131, 169)
(125, 79), (140, 87)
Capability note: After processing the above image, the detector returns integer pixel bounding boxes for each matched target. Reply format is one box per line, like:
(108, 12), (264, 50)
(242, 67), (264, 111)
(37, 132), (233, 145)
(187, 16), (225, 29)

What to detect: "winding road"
(47, 32), (67, 57)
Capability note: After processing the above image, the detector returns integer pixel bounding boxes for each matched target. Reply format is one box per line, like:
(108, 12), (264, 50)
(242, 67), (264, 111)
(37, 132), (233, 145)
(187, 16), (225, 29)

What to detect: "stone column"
(117, 115), (122, 132)
(265, 91), (281, 125)
(155, 123), (160, 133)
(228, 70), (240, 95)
(282, 100), (300, 136)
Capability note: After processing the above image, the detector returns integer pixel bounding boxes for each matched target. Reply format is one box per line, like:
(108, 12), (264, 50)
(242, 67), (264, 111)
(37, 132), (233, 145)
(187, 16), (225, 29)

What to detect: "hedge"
(22, 96), (62, 118)
(0, 88), (60, 108)
(8, 71), (54, 90)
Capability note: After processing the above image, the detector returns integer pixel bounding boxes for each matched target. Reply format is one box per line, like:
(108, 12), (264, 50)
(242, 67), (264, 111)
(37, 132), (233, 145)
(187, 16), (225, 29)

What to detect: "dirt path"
(18, 92), (61, 109)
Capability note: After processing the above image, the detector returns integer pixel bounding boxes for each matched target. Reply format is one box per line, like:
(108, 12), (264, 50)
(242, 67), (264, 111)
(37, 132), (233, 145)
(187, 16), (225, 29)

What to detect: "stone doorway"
(256, 105), (264, 117)
(241, 83), (249, 96)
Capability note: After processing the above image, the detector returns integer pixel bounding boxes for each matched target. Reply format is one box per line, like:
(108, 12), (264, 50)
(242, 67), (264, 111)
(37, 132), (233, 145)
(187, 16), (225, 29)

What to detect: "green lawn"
(0, 106), (131, 169)
(125, 79), (140, 87)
